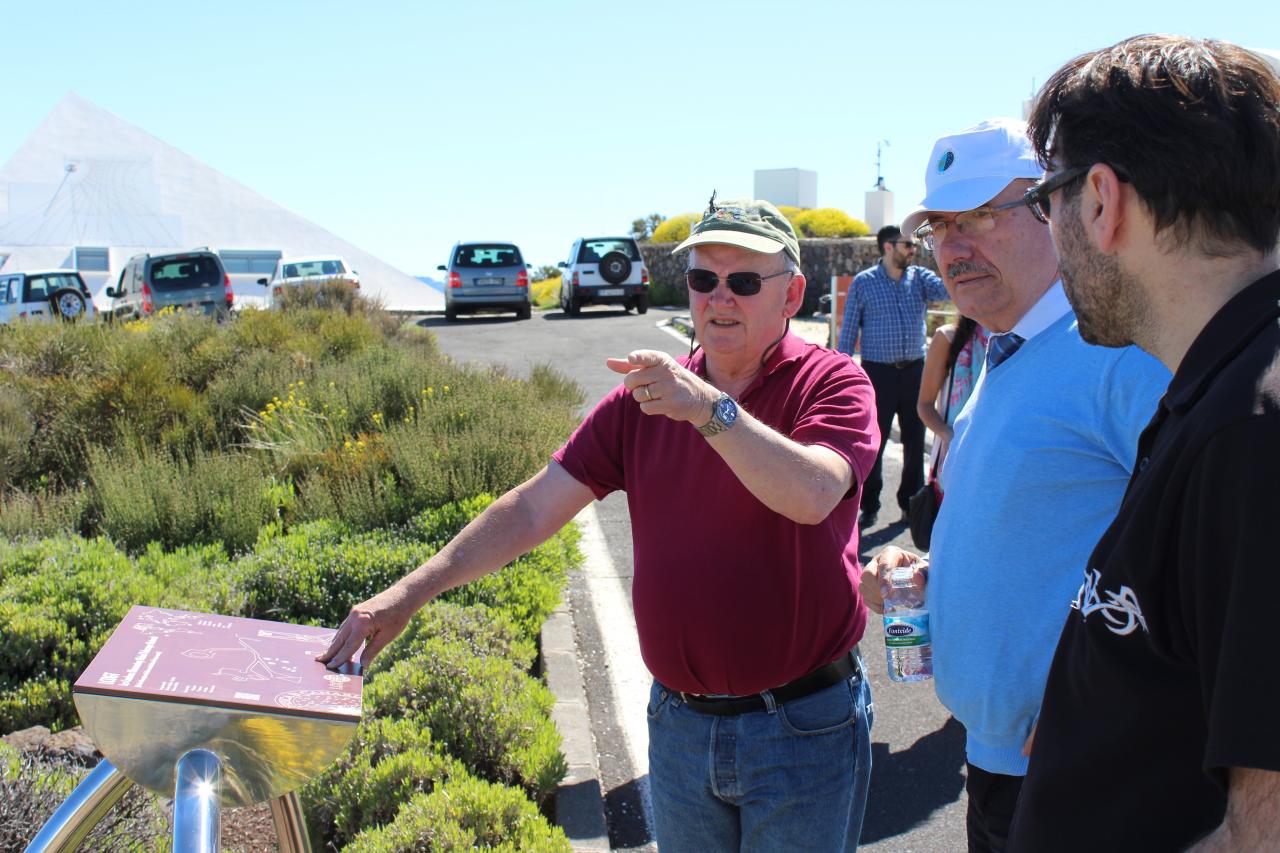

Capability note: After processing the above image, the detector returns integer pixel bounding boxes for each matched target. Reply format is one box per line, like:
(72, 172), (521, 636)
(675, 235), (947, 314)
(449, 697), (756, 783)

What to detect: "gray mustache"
(946, 261), (993, 279)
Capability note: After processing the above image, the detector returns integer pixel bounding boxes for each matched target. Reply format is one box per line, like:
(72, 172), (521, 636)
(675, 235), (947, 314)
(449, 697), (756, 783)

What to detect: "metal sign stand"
(24, 606), (362, 852)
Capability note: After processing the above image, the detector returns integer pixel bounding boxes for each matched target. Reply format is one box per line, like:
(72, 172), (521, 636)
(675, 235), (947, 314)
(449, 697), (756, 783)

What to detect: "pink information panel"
(74, 605), (362, 722)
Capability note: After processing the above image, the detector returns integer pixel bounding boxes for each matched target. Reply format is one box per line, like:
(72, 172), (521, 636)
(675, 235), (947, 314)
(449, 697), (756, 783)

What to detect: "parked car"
(557, 237), (649, 316)
(0, 269), (96, 324)
(105, 249), (233, 321)
(437, 242), (531, 321)
(258, 255), (360, 307)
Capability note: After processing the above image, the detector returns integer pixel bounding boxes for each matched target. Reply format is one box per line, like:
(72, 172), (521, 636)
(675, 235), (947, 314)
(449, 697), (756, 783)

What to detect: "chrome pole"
(24, 759), (134, 853)
(171, 749), (222, 853)
(269, 791), (313, 853)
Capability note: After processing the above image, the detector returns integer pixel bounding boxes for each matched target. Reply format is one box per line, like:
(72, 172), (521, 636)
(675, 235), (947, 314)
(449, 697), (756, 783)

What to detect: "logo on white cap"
(937, 150), (955, 173)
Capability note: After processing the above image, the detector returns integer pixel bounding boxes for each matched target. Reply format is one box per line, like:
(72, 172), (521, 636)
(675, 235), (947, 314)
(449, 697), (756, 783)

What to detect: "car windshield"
(24, 274), (86, 301)
(150, 257), (220, 291)
(455, 244), (523, 268)
(283, 259), (347, 278)
(578, 240), (640, 263)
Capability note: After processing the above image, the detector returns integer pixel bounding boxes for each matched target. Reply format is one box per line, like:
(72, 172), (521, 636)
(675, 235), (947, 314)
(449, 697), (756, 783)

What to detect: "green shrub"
(233, 519), (428, 626)
(0, 536), (226, 732)
(0, 487), (90, 541)
(342, 774), (570, 853)
(363, 635), (565, 801)
(233, 500), (571, 639)
(89, 442), (273, 555)
(792, 208), (870, 238)
(651, 213), (700, 243)
(302, 717), (465, 849)
(648, 278), (689, 307)
(373, 601), (535, 677)
(0, 387), (34, 489)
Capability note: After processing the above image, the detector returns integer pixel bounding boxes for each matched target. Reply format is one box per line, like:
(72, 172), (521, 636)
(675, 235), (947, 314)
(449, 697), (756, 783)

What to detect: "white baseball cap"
(901, 118), (1044, 236)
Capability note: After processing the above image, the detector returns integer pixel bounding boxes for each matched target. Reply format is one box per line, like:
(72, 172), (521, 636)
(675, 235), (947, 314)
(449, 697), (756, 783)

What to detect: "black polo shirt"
(1009, 271), (1280, 852)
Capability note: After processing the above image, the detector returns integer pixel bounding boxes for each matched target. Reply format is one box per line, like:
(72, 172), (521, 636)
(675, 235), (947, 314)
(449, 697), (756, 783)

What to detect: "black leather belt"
(864, 357), (924, 370)
(678, 649), (862, 717)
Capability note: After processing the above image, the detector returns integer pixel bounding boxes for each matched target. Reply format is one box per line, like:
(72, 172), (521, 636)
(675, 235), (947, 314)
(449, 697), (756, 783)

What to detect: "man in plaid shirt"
(838, 225), (949, 526)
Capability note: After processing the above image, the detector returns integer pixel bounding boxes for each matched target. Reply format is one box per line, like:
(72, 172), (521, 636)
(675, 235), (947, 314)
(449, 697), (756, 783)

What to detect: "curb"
(542, 596), (610, 852)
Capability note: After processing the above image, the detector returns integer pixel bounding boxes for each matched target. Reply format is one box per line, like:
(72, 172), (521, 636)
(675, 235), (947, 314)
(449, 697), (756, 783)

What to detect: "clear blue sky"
(1, 1), (1269, 275)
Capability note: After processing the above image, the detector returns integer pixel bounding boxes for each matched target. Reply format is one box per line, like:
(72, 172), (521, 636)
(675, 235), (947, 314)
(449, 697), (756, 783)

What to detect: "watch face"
(715, 396), (738, 426)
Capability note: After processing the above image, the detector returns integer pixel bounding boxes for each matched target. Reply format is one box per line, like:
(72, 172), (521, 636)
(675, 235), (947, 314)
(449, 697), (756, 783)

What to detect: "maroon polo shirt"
(552, 332), (878, 695)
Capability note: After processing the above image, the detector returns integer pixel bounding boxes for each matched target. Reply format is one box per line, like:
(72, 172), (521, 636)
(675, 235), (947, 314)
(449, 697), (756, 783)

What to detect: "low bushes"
(0, 306), (582, 547)
(1, 301), (583, 848)
(343, 775), (571, 852)
(363, 632), (566, 800)
(0, 537), (227, 733)
(233, 497), (573, 638)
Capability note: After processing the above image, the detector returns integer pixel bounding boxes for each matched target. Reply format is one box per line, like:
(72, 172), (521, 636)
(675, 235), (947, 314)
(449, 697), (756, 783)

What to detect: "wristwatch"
(697, 392), (739, 438)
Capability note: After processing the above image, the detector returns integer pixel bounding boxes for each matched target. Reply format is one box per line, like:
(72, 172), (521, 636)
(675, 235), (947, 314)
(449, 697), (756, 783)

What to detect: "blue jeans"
(647, 665), (874, 852)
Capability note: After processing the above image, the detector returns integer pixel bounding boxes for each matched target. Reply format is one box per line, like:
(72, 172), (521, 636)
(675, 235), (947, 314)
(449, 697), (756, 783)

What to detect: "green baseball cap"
(673, 194), (801, 266)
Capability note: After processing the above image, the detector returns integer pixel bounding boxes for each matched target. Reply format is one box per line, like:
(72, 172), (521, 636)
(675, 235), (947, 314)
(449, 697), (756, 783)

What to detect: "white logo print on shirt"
(1072, 570), (1148, 636)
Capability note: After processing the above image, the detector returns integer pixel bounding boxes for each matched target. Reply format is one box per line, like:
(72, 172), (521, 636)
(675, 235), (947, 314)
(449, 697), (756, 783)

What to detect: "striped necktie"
(986, 333), (1026, 371)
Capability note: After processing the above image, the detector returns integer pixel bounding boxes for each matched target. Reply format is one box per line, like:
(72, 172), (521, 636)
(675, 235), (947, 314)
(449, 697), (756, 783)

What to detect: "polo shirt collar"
(1163, 270), (1280, 413)
(1009, 280), (1071, 341)
(689, 328), (807, 396)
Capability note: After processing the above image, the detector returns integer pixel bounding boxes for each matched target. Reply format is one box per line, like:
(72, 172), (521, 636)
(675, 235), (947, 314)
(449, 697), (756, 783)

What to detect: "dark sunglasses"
(895, 239), (918, 249)
(1023, 166), (1091, 223)
(686, 268), (793, 296)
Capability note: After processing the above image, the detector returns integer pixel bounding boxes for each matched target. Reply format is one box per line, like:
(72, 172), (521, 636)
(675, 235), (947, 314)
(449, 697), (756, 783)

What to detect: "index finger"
(625, 349), (673, 368)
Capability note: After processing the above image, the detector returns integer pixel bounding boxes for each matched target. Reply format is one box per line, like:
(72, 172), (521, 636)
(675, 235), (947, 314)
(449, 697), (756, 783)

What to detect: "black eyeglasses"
(686, 268), (793, 296)
(1022, 166), (1091, 223)
(895, 240), (918, 249)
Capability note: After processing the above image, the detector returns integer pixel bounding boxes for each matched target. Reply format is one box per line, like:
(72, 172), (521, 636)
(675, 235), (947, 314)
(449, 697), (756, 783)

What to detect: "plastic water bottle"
(883, 562), (933, 682)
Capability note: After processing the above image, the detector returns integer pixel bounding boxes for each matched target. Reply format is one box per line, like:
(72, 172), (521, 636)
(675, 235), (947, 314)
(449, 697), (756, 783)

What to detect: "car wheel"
(518, 303), (531, 320)
(598, 251), (632, 285)
(50, 288), (88, 322)
(635, 293), (649, 315)
(567, 296), (581, 317)
(445, 306), (458, 322)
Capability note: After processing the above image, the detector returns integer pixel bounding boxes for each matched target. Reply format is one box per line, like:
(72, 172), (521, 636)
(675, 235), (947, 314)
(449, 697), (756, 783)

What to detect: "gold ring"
(643, 385), (653, 402)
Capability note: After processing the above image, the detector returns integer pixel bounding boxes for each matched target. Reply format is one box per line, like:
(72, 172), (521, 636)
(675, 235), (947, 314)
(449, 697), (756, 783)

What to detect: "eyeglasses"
(686, 268), (793, 296)
(913, 198), (1028, 251)
(895, 240), (918, 249)
(1022, 166), (1090, 223)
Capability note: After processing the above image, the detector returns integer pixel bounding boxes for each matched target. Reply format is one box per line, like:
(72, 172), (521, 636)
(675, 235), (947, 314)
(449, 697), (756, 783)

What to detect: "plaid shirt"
(837, 261), (949, 362)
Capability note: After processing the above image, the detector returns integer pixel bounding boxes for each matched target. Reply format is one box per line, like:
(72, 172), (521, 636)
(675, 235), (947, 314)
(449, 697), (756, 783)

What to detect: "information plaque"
(73, 605), (362, 805)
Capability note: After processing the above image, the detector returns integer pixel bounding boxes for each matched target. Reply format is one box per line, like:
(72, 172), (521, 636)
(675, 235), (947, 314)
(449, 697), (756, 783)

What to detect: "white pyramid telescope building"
(0, 93), (442, 311)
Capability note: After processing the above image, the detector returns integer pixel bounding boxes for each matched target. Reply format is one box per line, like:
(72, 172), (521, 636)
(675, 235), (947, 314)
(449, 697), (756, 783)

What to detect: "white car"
(0, 269), (97, 324)
(259, 256), (360, 307)
(557, 237), (650, 316)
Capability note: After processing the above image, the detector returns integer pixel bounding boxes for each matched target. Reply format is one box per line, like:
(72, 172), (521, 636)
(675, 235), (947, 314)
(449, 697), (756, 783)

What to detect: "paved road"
(418, 305), (967, 851)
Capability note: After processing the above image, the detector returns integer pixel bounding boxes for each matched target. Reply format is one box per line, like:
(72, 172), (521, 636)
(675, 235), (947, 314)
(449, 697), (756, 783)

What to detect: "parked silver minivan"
(105, 250), (234, 321)
(437, 242), (531, 321)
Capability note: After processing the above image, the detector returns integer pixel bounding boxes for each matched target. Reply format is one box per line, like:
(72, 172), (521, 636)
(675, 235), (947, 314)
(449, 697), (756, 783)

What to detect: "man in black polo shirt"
(1008, 35), (1280, 851)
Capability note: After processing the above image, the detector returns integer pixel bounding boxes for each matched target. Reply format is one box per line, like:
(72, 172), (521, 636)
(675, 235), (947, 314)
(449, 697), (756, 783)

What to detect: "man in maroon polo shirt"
(321, 196), (880, 852)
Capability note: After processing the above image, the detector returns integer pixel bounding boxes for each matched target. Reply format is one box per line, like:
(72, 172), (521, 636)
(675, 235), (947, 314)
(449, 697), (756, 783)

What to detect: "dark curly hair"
(1027, 35), (1280, 256)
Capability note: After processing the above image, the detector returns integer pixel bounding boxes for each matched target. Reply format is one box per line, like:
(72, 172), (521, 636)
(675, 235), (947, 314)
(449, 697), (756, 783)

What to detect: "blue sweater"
(929, 311), (1169, 775)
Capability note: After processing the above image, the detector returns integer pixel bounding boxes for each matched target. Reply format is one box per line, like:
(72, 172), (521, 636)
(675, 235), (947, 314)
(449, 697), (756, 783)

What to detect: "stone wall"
(640, 237), (939, 314)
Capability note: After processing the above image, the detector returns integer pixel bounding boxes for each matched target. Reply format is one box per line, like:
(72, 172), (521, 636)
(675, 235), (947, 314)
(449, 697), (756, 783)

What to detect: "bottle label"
(883, 612), (930, 647)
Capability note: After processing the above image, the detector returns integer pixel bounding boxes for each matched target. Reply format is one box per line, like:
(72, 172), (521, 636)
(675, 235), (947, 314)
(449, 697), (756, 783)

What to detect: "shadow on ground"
(605, 776), (653, 849)
(861, 716), (967, 843)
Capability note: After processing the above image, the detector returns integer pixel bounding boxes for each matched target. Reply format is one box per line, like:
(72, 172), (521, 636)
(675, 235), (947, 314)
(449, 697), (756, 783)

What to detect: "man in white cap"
(322, 195), (882, 851)
(859, 118), (1168, 852)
